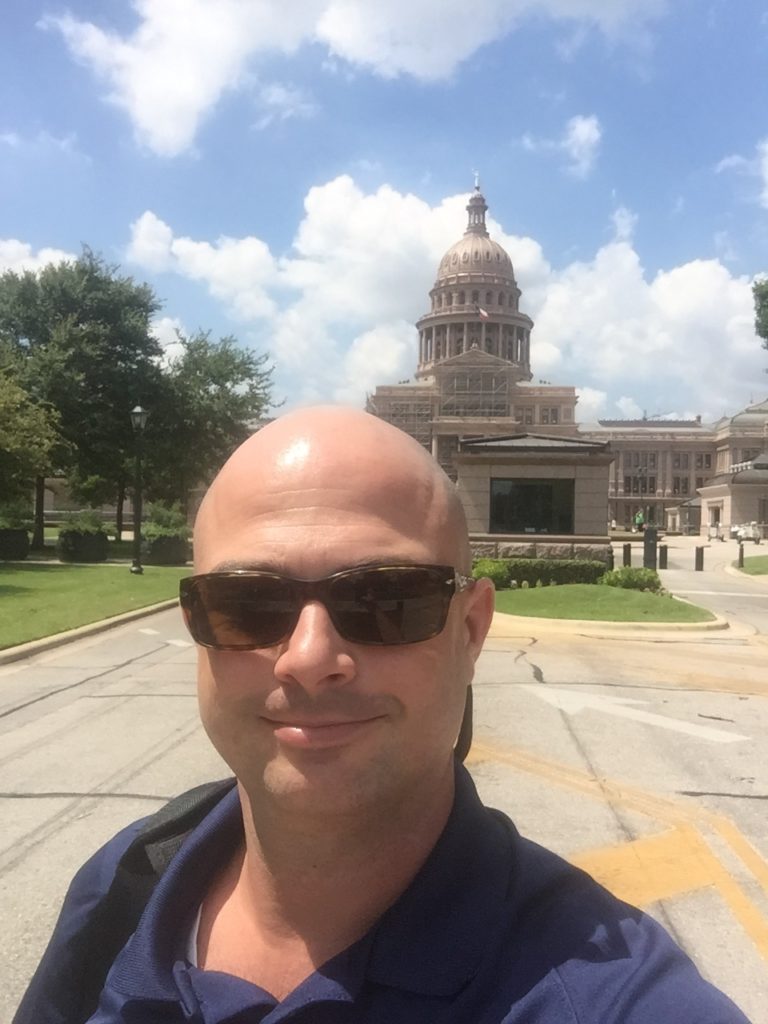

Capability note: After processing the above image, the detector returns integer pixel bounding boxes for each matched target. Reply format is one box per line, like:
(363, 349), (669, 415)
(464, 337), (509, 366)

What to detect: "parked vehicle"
(735, 522), (761, 543)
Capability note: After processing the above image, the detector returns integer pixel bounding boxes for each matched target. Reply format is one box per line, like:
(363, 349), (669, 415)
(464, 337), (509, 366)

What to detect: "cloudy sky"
(3, 0), (767, 423)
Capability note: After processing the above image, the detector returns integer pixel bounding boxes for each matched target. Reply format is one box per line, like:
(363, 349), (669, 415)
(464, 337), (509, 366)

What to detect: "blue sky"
(2, 0), (767, 423)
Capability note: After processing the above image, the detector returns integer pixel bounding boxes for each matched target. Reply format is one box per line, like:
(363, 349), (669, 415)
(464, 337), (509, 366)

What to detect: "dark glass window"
(490, 479), (575, 534)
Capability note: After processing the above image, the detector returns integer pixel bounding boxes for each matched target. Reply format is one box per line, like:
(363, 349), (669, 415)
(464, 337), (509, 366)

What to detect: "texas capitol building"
(366, 186), (768, 543)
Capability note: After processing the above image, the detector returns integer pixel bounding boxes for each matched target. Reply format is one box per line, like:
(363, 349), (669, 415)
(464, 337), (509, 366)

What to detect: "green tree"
(144, 331), (275, 509)
(0, 249), (162, 545)
(0, 372), (59, 499)
(753, 278), (768, 352)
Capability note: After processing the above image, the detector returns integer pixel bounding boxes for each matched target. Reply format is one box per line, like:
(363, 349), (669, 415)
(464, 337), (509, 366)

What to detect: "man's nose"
(272, 601), (357, 690)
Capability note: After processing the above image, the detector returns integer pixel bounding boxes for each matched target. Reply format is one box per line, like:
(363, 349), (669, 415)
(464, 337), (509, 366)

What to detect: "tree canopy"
(144, 330), (276, 508)
(753, 278), (768, 352)
(0, 372), (59, 499)
(0, 249), (275, 527)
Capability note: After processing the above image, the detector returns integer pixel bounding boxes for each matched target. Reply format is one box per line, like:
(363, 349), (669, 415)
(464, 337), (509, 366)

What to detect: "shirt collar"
(108, 763), (516, 1005)
(364, 763), (515, 996)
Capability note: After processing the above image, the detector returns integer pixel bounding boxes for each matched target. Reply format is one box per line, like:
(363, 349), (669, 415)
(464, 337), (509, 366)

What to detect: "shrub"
(472, 558), (510, 588)
(0, 500), (32, 530)
(143, 502), (191, 542)
(598, 567), (662, 592)
(61, 510), (108, 535)
(142, 503), (191, 566)
(504, 557), (606, 587)
(0, 528), (30, 560)
(473, 557), (606, 588)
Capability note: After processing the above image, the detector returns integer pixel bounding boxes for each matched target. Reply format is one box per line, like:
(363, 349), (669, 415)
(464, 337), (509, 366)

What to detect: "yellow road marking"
(468, 738), (768, 960)
(572, 826), (768, 962)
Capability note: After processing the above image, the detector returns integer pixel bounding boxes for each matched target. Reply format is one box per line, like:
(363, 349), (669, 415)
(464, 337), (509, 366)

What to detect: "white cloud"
(128, 210), (277, 318)
(611, 204), (637, 242)
(521, 113), (602, 178)
(126, 175), (765, 415)
(0, 240), (76, 273)
(562, 114), (602, 177)
(150, 314), (187, 365)
(43, 0), (666, 156)
(575, 386), (607, 421)
(716, 136), (768, 210)
(615, 396), (643, 419)
(0, 129), (89, 162)
(253, 82), (317, 130)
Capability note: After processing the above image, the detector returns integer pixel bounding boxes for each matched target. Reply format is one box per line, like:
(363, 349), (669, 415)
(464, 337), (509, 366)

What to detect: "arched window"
(445, 292), (452, 306)
(436, 294), (442, 308)
(471, 290), (479, 303)
(498, 292), (504, 305)
(485, 291), (492, 305)
(458, 290), (465, 305)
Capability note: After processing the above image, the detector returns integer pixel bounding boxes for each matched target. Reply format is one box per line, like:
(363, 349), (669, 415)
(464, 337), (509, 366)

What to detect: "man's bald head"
(194, 406), (471, 573)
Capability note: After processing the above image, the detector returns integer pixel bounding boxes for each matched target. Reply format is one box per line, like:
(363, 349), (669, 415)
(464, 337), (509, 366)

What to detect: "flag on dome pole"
(474, 303), (490, 320)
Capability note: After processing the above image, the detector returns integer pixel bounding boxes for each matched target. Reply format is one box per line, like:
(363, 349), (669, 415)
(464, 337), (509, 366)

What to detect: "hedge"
(598, 567), (662, 592)
(473, 557), (607, 587)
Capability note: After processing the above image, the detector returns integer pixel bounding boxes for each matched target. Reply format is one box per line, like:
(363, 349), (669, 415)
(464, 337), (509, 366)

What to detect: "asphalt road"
(1, 552), (766, 1022)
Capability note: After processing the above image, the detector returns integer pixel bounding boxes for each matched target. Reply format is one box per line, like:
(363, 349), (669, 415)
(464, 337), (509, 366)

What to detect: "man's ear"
(462, 576), (495, 663)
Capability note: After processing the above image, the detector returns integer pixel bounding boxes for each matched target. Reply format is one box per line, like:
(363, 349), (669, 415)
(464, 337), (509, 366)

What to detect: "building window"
(695, 453), (712, 469)
(471, 290), (479, 303)
(458, 291), (465, 304)
(540, 407), (560, 425)
(520, 407), (534, 425)
(498, 292), (504, 305)
(672, 453), (690, 470)
(490, 478), (575, 534)
(445, 292), (452, 306)
(696, 477), (704, 489)
(673, 477), (690, 495)
(742, 448), (760, 463)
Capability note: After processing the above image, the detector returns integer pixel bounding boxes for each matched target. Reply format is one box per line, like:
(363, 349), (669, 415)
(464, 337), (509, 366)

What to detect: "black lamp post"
(130, 404), (149, 575)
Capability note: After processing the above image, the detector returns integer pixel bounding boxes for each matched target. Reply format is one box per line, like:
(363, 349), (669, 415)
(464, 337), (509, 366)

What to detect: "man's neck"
(196, 763), (456, 997)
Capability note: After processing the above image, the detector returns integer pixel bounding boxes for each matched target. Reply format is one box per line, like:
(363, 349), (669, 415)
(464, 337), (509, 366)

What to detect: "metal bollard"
(658, 544), (668, 570)
(738, 542), (744, 568)
(643, 526), (658, 570)
(606, 546), (615, 571)
(694, 546), (704, 571)
(622, 543), (632, 567)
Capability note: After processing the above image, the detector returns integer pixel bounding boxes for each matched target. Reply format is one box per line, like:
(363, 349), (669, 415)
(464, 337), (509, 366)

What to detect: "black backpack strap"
(13, 777), (236, 1024)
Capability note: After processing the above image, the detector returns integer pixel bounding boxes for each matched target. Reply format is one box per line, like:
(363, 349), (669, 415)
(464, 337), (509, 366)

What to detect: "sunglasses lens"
(180, 565), (457, 649)
(181, 575), (295, 649)
(329, 567), (453, 644)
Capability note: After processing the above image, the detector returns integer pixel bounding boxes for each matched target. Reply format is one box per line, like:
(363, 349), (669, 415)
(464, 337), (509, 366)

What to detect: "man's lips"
(261, 715), (385, 749)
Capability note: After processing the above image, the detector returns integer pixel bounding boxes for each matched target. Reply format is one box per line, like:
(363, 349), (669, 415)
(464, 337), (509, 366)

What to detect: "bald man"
(16, 408), (750, 1024)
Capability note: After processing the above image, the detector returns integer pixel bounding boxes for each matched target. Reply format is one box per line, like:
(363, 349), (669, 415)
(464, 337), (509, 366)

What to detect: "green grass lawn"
(0, 563), (190, 649)
(737, 555), (768, 576)
(494, 584), (714, 623)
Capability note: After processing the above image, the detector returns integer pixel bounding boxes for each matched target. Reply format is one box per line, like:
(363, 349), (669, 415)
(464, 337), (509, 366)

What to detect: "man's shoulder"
(481, 810), (750, 1022)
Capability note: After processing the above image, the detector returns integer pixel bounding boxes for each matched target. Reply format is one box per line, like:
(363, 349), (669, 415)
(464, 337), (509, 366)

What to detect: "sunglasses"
(179, 564), (475, 649)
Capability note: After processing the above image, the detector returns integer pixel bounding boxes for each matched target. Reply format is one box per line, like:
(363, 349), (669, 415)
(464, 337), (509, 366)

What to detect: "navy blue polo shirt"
(18, 766), (750, 1023)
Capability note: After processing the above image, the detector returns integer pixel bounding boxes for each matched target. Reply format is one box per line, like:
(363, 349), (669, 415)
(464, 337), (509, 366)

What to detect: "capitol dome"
(415, 183), (533, 381)
(435, 187), (516, 286)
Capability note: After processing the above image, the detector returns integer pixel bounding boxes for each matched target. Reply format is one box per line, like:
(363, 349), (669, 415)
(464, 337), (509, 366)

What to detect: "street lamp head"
(130, 405), (149, 432)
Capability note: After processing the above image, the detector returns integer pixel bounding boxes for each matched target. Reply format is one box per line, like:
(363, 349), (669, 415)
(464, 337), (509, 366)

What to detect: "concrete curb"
(488, 606), (729, 638)
(0, 599), (180, 666)
(724, 563), (768, 587)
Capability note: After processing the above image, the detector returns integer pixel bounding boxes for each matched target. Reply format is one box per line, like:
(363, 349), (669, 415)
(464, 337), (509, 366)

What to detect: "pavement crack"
(677, 790), (768, 800)
(697, 713), (735, 723)
(0, 791), (170, 801)
(512, 643), (548, 684)
(0, 643), (169, 720)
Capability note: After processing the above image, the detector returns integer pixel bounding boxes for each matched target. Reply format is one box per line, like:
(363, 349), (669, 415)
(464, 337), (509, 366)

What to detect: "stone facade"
(367, 184), (768, 540)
